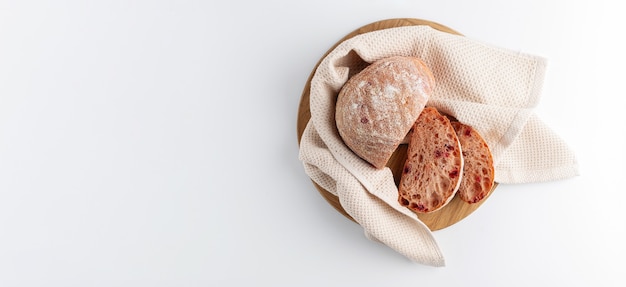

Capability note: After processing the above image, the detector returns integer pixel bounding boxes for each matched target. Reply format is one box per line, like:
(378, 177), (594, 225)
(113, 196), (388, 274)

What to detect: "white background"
(1, 1), (624, 286)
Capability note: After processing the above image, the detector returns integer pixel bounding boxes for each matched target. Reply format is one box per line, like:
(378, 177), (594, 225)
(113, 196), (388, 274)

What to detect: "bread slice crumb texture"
(398, 107), (463, 213)
(451, 121), (495, 204)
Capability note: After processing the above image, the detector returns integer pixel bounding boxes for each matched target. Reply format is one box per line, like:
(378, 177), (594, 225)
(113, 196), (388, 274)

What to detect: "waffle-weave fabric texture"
(299, 25), (578, 266)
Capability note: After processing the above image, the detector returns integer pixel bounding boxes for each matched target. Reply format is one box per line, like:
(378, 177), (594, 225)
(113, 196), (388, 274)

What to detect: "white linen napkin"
(298, 25), (578, 266)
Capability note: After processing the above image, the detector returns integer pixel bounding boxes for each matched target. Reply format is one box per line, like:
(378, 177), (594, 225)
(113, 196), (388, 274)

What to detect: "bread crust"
(335, 56), (434, 169)
(398, 107), (464, 213)
(451, 121), (495, 204)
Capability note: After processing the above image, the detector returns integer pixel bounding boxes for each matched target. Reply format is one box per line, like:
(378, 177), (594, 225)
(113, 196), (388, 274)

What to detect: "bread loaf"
(398, 107), (464, 213)
(335, 56), (435, 169)
(451, 121), (495, 204)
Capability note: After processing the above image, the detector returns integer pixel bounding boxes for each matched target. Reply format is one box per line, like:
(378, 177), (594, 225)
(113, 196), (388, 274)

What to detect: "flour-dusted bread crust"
(335, 56), (435, 169)
(451, 121), (495, 204)
(398, 107), (464, 213)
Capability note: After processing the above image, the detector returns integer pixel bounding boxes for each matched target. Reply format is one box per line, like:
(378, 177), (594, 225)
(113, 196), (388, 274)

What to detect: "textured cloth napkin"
(298, 25), (578, 266)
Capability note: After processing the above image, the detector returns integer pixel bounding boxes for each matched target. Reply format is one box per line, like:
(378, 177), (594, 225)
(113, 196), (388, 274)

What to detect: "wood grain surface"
(296, 18), (497, 231)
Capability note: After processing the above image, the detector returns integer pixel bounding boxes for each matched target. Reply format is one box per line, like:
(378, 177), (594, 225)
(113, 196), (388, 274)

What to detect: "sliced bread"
(451, 121), (495, 204)
(398, 107), (464, 213)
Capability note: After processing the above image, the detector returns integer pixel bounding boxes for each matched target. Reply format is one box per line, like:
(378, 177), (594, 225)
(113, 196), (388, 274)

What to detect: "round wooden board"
(296, 18), (497, 231)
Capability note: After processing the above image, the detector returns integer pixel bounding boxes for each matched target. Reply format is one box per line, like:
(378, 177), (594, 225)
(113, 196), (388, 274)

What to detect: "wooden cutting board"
(296, 18), (497, 231)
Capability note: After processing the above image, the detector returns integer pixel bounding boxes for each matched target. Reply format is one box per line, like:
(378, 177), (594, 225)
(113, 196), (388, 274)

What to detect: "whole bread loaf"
(335, 56), (435, 169)
(451, 121), (495, 204)
(398, 107), (464, 213)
